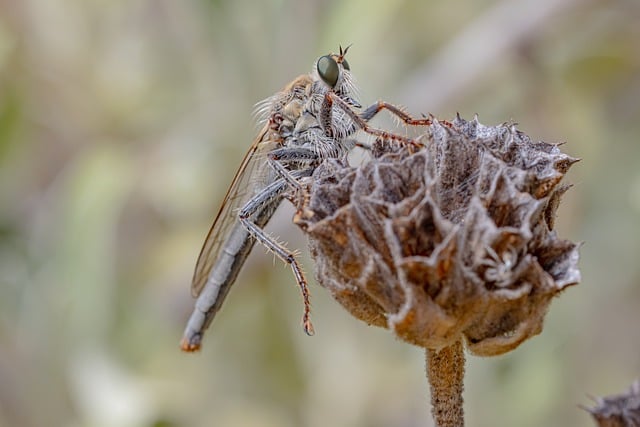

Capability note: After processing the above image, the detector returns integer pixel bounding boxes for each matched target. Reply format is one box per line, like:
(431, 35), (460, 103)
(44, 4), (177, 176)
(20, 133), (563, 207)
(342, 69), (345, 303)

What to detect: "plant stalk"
(426, 339), (465, 427)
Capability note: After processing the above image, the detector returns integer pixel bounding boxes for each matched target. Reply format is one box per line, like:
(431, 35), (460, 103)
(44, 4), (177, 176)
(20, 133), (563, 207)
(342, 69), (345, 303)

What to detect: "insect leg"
(267, 147), (317, 189)
(267, 146), (319, 211)
(238, 168), (316, 336)
(360, 101), (452, 127)
(180, 181), (288, 352)
(319, 93), (423, 153)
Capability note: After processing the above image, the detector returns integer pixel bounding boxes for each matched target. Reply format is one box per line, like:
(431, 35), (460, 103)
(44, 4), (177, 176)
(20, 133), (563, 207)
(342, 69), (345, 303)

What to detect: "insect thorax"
(261, 69), (360, 160)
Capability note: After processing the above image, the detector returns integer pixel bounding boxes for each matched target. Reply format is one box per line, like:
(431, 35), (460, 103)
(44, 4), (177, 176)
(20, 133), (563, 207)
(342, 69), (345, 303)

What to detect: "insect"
(181, 46), (438, 351)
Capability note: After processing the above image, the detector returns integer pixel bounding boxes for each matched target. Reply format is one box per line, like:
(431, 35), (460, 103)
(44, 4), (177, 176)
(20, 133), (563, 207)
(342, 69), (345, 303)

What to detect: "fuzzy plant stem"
(426, 339), (466, 427)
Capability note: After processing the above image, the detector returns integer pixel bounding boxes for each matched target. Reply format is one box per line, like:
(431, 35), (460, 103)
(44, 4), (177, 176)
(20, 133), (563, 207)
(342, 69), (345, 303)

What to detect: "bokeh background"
(1, 0), (639, 426)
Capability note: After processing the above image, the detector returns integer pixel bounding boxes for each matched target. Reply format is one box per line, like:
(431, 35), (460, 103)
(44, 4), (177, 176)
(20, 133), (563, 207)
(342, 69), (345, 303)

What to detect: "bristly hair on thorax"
(252, 48), (361, 161)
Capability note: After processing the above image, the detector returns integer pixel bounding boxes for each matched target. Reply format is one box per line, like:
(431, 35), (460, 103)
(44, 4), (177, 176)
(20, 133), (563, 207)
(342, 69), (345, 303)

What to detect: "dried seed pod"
(583, 381), (640, 427)
(296, 115), (580, 356)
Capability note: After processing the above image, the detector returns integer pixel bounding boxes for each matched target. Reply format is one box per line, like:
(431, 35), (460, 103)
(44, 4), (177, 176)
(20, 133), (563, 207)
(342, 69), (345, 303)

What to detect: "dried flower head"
(583, 381), (640, 427)
(296, 115), (580, 356)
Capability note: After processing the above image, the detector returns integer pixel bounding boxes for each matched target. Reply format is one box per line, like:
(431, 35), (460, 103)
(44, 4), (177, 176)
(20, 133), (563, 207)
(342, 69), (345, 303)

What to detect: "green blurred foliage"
(0, 0), (639, 426)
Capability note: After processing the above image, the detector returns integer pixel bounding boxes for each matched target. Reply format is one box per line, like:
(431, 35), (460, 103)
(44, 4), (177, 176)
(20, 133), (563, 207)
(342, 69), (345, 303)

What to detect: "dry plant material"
(296, 115), (581, 426)
(584, 381), (640, 427)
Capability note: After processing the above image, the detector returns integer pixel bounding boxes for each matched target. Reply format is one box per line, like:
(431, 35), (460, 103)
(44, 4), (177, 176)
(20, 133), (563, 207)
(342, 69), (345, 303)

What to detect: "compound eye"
(317, 55), (339, 87)
(341, 58), (350, 71)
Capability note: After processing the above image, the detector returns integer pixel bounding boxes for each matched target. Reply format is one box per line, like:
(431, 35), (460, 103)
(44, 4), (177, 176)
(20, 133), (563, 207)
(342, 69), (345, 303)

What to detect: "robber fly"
(181, 46), (438, 351)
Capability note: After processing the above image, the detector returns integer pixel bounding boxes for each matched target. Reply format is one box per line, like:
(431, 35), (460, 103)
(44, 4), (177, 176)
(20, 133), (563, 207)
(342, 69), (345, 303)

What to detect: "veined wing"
(191, 123), (281, 297)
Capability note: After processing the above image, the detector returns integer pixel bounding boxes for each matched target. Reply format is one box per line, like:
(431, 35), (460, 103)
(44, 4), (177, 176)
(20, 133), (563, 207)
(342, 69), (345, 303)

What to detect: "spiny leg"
(267, 146), (319, 212)
(360, 100), (453, 128)
(238, 171), (315, 336)
(326, 94), (424, 151)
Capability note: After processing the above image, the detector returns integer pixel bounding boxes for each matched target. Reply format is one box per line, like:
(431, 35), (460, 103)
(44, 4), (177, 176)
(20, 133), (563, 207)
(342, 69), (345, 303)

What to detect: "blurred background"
(0, 0), (639, 426)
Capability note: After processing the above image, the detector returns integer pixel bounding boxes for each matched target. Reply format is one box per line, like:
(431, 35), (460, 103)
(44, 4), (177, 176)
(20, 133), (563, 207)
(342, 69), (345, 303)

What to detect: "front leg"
(330, 95), (429, 152)
(360, 100), (452, 127)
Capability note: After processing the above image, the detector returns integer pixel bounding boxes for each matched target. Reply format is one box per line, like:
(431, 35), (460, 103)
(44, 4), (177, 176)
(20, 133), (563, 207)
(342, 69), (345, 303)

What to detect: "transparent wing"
(191, 124), (279, 297)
